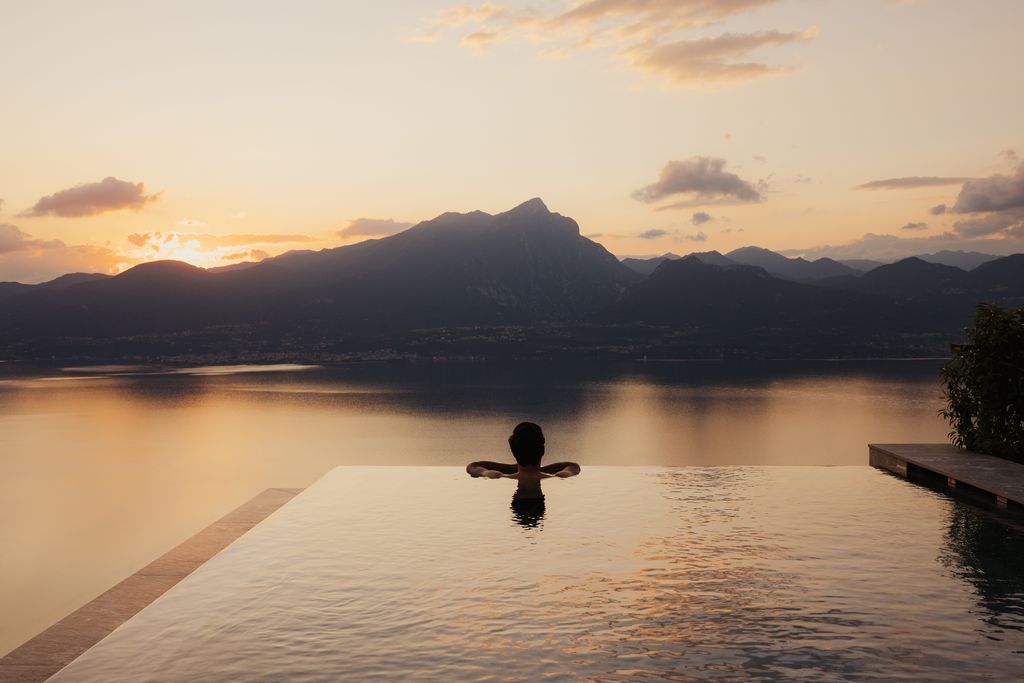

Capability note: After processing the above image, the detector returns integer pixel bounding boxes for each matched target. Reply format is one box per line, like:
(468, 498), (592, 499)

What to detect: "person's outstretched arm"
(466, 461), (518, 478)
(540, 462), (581, 477)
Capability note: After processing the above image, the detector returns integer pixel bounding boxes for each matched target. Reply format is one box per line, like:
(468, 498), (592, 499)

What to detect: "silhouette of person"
(466, 422), (581, 480)
(467, 422), (579, 529)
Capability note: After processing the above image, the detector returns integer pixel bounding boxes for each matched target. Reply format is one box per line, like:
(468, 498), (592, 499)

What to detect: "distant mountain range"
(0, 199), (1021, 361)
(621, 248), (1003, 282)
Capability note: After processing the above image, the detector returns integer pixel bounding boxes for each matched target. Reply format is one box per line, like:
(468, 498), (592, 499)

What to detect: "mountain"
(621, 253), (681, 276)
(970, 254), (1024, 308)
(0, 261), (230, 336)
(823, 254), (1024, 326)
(918, 250), (999, 271)
(0, 272), (109, 302)
(819, 257), (970, 298)
(839, 259), (886, 273)
(207, 261), (263, 273)
(621, 250), (734, 275)
(689, 250), (737, 267)
(601, 256), (890, 330)
(0, 199), (639, 338)
(2, 200), (1023, 361)
(725, 247), (860, 282)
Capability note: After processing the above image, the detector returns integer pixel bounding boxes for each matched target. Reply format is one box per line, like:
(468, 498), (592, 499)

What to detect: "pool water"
(50, 467), (1024, 681)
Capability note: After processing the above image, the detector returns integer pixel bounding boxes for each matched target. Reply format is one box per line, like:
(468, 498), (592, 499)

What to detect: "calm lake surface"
(0, 360), (972, 657)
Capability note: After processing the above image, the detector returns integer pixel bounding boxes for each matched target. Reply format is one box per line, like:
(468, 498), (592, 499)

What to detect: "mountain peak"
(506, 197), (550, 215)
(115, 260), (208, 281)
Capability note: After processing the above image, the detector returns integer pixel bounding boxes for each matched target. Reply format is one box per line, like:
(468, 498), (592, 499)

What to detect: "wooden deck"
(0, 487), (303, 683)
(870, 443), (1024, 509)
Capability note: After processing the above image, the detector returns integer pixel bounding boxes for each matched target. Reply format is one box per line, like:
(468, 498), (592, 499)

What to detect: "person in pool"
(466, 422), (581, 480)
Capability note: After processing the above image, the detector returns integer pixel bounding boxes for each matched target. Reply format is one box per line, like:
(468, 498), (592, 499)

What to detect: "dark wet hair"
(509, 422), (545, 466)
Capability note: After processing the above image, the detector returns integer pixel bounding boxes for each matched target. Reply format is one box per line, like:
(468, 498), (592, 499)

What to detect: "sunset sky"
(2, 0), (1022, 282)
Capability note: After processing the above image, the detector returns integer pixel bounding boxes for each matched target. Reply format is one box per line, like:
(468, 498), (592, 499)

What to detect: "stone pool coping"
(0, 487), (303, 683)
(870, 443), (1024, 510)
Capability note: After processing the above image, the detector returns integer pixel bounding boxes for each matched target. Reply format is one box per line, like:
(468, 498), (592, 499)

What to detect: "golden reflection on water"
(0, 361), (950, 656)
(45, 468), (1024, 682)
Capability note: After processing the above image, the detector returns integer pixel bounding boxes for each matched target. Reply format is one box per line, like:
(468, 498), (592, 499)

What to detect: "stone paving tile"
(0, 487), (302, 683)
(0, 666), (54, 683)
(215, 488), (303, 525)
(138, 523), (256, 577)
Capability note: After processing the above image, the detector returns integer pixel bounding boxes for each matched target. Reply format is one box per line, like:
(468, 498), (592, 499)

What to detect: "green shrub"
(940, 303), (1024, 462)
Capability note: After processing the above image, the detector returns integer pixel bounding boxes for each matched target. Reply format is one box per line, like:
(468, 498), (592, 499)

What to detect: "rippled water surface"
(0, 359), (975, 656)
(50, 467), (1024, 682)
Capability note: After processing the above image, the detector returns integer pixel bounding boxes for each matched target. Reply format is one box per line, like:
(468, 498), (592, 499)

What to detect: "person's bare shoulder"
(540, 462), (581, 478)
(466, 461), (518, 478)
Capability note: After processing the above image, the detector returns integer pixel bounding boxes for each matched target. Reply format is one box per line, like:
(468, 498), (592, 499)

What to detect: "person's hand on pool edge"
(466, 422), (581, 480)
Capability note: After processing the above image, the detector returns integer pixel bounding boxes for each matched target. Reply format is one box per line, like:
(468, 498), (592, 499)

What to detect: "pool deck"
(870, 443), (1024, 510)
(0, 487), (303, 683)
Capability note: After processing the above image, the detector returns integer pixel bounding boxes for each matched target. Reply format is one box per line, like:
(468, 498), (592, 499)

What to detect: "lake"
(0, 360), (958, 657)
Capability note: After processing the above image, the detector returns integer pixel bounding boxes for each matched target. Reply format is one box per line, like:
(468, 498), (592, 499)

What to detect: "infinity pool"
(51, 467), (1024, 681)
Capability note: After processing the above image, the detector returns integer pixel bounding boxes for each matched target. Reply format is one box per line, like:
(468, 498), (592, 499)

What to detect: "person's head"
(508, 422), (545, 467)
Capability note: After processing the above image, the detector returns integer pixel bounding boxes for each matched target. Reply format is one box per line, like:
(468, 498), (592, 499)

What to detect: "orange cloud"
(625, 28), (817, 88)
(0, 223), (133, 283)
(420, 0), (812, 88)
(338, 218), (414, 238)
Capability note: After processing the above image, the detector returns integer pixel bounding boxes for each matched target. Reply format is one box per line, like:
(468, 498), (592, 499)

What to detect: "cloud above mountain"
(633, 156), (763, 209)
(624, 28), (817, 87)
(784, 231), (1023, 262)
(223, 249), (270, 262)
(950, 162), (1024, 214)
(854, 176), (970, 191)
(947, 162), (1024, 238)
(418, 0), (815, 88)
(127, 232), (316, 252)
(20, 177), (161, 218)
(338, 218), (414, 238)
(638, 228), (669, 239)
(0, 223), (129, 283)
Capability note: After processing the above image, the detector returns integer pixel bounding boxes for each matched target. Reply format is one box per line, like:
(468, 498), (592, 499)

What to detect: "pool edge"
(0, 487), (303, 683)
(869, 443), (1024, 510)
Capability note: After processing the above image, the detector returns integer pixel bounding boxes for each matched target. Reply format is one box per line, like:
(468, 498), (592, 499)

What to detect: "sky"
(1, 0), (1023, 283)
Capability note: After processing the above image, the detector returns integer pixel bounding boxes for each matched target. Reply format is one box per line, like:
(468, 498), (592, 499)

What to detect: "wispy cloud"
(338, 218), (414, 238)
(462, 30), (500, 49)
(20, 177), (161, 218)
(625, 28), (817, 87)
(784, 231), (1024, 262)
(223, 249), (270, 262)
(901, 221), (928, 231)
(638, 228), (669, 239)
(691, 211), (713, 225)
(418, 0), (814, 88)
(854, 176), (970, 190)
(127, 232), (316, 251)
